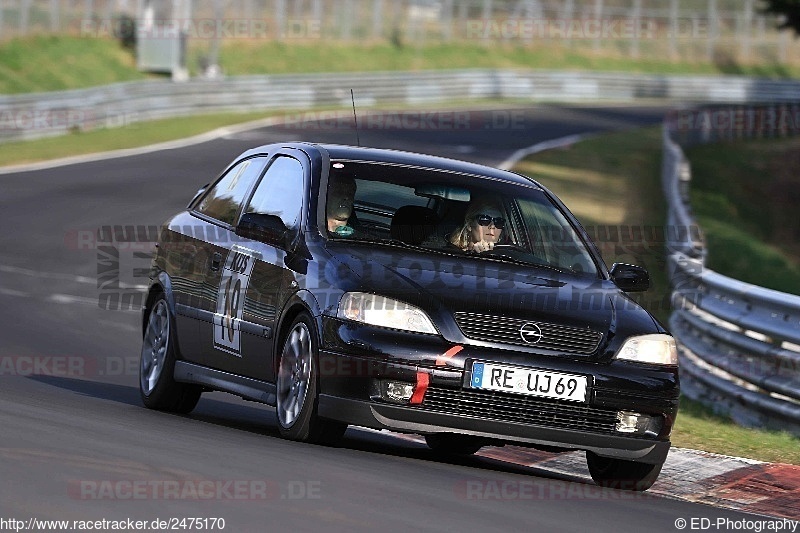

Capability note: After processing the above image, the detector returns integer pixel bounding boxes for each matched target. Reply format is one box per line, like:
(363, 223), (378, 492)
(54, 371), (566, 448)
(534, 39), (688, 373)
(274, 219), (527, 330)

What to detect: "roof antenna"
(351, 89), (361, 147)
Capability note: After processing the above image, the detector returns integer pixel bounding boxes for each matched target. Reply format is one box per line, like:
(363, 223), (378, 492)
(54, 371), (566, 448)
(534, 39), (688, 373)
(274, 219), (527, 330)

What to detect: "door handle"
(210, 252), (222, 271)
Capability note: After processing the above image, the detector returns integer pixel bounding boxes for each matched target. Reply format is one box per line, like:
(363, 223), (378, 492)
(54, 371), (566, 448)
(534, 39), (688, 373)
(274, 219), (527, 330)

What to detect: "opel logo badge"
(519, 323), (543, 345)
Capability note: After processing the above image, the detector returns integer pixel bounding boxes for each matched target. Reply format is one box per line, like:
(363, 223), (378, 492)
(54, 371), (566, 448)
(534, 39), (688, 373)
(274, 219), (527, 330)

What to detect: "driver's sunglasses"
(475, 214), (505, 229)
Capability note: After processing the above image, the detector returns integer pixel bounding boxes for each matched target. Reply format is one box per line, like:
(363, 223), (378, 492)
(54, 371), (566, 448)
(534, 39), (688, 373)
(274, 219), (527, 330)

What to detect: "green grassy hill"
(686, 136), (800, 294)
(1, 35), (798, 95)
(0, 35), (147, 94)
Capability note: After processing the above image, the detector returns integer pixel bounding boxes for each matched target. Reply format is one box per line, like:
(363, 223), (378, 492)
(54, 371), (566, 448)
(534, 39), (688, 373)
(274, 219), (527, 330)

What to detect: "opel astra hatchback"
(139, 142), (679, 491)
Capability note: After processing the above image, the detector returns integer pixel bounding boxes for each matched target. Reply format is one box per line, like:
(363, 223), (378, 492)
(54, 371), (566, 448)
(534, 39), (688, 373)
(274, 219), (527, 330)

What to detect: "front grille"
(420, 386), (617, 435)
(454, 312), (603, 355)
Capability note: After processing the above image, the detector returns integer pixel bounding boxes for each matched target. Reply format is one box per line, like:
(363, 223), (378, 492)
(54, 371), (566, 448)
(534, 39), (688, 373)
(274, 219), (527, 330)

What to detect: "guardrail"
(663, 102), (800, 435)
(3, 70), (800, 143)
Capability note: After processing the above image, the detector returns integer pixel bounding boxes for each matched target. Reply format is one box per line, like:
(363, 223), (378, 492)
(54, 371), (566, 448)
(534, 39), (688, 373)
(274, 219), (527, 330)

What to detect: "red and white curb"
(367, 429), (799, 519)
(482, 446), (799, 520)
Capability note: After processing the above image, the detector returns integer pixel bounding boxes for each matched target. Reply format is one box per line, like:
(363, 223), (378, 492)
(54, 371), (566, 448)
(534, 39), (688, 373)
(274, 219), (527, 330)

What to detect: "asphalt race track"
(0, 105), (769, 532)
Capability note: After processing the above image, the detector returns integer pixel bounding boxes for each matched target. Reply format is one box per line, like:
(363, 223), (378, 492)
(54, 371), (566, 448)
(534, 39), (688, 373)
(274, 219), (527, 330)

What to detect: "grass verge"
(685, 136), (800, 293)
(672, 397), (800, 465)
(0, 110), (285, 167)
(1, 35), (799, 95)
(511, 126), (800, 465)
(209, 41), (800, 79)
(0, 100), (514, 167)
(0, 35), (147, 93)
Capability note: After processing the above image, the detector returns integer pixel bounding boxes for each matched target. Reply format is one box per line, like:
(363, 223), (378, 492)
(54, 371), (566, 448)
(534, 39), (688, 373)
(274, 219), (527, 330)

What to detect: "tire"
(425, 434), (484, 456)
(586, 451), (664, 492)
(275, 313), (347, 444)
(139, 297), (202, 414)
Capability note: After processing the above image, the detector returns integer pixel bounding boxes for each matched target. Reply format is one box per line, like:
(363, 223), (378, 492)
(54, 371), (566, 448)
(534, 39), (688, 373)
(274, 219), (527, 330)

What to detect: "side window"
(196, 158), (267, 225)
(245, 156), (305, 229)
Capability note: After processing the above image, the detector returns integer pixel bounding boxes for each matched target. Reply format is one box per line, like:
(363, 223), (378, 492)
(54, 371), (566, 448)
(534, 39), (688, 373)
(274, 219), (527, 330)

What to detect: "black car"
(139, 142), (679, 491)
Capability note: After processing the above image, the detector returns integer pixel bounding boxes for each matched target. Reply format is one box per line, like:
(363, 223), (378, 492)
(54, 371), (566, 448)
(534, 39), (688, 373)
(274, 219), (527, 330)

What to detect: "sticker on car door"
(213, 244), (258, 356)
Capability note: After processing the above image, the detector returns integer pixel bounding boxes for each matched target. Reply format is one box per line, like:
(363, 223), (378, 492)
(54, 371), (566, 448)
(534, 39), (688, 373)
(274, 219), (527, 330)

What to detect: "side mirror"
(236, 212), (293, 249)
(610, 263), (650, 292)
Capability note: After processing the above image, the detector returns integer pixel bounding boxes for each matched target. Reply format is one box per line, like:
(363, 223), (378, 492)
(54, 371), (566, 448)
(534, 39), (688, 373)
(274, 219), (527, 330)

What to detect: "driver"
(449, 198), (506, 253)
(326, 175), (357, 235)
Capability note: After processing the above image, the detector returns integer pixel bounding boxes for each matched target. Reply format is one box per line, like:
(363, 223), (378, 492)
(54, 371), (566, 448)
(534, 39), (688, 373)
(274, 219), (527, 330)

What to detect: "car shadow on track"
(28, 374), (617, 492)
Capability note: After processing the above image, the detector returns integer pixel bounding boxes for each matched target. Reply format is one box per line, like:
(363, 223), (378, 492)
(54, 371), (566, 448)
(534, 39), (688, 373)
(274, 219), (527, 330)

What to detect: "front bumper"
(318, 394), (672, 464)
(319, 318), (679, 464)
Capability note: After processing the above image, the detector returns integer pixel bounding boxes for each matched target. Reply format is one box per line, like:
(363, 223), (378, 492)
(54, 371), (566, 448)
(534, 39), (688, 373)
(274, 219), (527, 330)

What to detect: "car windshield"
(325, 160), (601, 277)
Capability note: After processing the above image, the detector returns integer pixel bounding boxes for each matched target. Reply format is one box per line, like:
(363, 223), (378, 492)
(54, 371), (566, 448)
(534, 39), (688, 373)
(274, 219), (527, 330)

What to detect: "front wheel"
(139, 297), (202, 414)
(586, 451), (664, 491)
(275, 313), (347, 444)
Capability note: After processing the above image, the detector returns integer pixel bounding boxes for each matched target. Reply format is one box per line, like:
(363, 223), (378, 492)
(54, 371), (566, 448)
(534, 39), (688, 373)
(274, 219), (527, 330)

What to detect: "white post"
(457, 0), (467, 40)
(50, 0), (60, 32)
(341, 0), (353, 40)
(208, 0), (223, 74)
(441, 0), (453, 42)
(630, 0), (641, 58)
(563, 0), (574, 49)
(706, 0), (717, 62)
(669, 0), (678, 59)
(740, 0), (752, 62)
(312, 0), (321, 37)
(372, 0), (382, 40)
(276, 0), (286, 40)
(20, 0), (31, 36)
(593, 0), (603, 51)
(482, 0), (492, 44)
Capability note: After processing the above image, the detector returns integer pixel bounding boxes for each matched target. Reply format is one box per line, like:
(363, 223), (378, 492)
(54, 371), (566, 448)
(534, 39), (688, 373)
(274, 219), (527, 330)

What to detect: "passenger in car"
(326, 175), (357, 236)
(449, 198), (506, 254)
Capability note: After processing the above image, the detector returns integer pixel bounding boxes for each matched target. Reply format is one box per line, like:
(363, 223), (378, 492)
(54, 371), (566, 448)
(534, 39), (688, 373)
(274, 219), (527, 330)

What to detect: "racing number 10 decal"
(214, 245), (257, 356)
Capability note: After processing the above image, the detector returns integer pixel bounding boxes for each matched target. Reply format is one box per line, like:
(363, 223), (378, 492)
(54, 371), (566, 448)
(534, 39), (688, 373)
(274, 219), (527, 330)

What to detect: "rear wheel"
(275, 313), (347, 444)
(139, 297), (202, 414)
(425, 434), (484, 456)
(586, 451), (664, 491)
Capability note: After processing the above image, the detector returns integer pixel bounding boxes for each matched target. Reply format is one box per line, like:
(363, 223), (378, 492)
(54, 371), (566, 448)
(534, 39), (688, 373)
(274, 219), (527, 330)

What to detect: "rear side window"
(196, 158), (267, 225)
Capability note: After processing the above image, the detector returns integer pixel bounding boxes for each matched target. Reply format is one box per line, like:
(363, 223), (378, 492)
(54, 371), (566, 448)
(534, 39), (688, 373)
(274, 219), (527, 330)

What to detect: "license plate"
(469, 362), (588, 403)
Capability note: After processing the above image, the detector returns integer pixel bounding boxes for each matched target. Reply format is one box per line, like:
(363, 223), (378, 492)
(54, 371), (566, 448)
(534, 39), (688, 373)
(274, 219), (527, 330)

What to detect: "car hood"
(326, 243), (661, 355)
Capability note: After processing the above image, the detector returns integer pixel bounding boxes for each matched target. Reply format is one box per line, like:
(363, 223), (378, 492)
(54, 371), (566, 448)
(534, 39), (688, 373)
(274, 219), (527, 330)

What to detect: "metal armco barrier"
(3, 70), (800, 142)
(663, 103), (800, 435)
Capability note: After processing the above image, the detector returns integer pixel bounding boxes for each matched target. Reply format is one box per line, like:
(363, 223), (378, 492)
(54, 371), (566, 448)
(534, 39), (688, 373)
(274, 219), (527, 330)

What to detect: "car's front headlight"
(614, 334), (678, 366)
(336, 292), (437, 334)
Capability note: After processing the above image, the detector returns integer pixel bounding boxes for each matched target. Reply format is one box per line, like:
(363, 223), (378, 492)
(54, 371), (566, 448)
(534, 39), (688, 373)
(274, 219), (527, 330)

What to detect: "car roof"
(241, 142), (541, 189)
